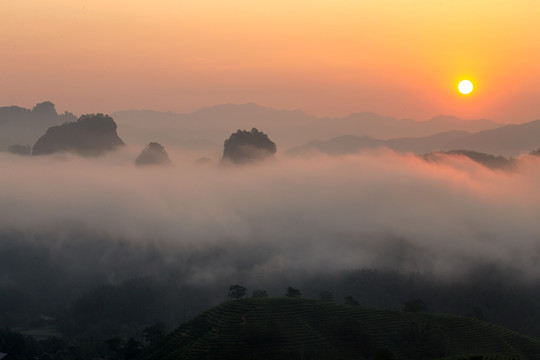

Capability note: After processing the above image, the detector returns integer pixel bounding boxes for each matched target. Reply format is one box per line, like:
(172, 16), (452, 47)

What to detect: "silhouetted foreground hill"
(32, 113), (125, 156)
(146, 298), (540, 360)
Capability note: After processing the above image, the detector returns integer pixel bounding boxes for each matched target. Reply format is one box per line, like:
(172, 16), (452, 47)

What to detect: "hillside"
(443, 120), (540, 156)
(146, 298), (540, 360)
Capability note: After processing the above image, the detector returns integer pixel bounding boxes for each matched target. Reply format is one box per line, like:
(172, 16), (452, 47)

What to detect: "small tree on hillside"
(285, 287), (301, 298)
(228, 285), (247, 300)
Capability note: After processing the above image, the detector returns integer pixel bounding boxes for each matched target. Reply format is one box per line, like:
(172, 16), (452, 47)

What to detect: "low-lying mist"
(3, 147), (540, 293)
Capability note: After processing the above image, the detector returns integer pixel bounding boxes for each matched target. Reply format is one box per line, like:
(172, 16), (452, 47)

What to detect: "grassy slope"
(146, 298), (540, 360)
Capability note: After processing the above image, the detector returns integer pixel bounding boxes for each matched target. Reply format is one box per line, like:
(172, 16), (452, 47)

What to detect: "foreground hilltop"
(146, 298), (540, 360)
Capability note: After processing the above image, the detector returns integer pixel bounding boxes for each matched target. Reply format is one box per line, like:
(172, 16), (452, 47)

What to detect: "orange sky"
(1, 0), (539, 122)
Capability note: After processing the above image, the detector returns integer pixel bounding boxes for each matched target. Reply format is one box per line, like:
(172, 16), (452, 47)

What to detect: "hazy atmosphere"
(2, 1), (540, 359)
(2, 0), (539, 121)
(3, 147), (540, 281)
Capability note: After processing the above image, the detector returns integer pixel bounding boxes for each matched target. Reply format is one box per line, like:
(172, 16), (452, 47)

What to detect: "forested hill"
(146, 298), (540, 360)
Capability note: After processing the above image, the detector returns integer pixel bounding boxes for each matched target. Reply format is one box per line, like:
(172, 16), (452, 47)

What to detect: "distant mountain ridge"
(317, 112), (499, 139)
(287, 119), (540, 157)
(111, 103), (502, 151)
(423, 150), (516, 170)
(444, 119), (540, 156)
(0, 101), (76, 150)
(3, 102), (533, 156)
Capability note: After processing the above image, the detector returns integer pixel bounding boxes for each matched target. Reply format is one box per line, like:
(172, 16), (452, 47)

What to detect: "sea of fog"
(2, 148), (540, 286)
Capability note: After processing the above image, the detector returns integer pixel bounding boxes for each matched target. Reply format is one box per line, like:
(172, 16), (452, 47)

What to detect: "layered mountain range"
(111, 104), (504, 152)
(2, 102), (539, 157)
(287, 120), (540, 157)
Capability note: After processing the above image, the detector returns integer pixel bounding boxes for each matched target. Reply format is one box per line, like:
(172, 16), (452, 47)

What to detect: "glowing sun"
(458, 80), (474, 95)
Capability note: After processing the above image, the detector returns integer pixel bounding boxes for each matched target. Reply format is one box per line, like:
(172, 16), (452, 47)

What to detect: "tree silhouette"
(228, 285), (247, 300)
(285, 287), (301, 298)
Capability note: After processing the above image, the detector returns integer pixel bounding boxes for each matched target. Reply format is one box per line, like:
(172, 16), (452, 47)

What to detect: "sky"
(1, 0), (539, 122)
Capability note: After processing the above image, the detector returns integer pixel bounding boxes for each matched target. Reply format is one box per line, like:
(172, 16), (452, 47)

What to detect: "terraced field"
(146, 298), (540, 360)
(440, 356), (520, 360)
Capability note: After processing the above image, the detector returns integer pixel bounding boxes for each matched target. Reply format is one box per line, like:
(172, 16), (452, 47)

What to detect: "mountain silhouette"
(423, 150), (516, 170)
(222, 128), (277, 164)
(287, 118), (540, 157)
(32, 113), (125, 156)
(0, 101), (76, 151)
(135, 142), (171, 166)
(443, 119), (540, 156)
(112, 104), (501, 151)
(286, 131), (471, 156)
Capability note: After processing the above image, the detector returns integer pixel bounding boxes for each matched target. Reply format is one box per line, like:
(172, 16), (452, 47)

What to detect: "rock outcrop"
(222, 128), (276, 164)
(32, 113), (125, 156)
(135, 142), (171, 166)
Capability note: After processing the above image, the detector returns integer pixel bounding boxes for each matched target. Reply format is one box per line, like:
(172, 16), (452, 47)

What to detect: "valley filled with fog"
(4, 146), (540, 284)
(2, 102), (540, 355)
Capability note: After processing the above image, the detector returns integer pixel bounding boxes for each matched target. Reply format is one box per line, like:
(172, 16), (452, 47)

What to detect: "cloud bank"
(2, 148), (540, 286)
